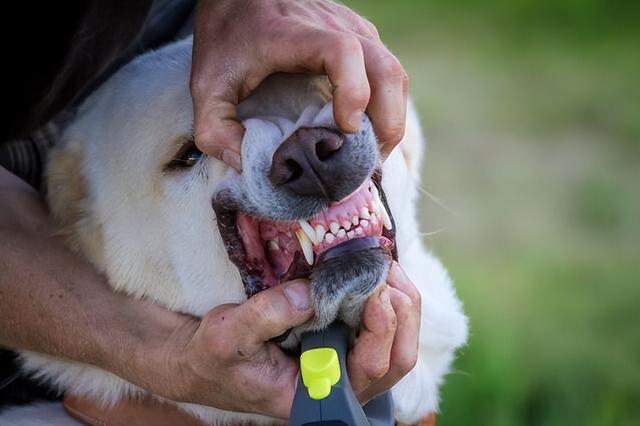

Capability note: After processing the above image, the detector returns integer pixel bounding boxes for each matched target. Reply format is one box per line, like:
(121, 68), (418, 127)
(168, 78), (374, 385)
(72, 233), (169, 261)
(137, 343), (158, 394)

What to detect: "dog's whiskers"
(416, 226), (450, 238)
(413, 179), (460, 219)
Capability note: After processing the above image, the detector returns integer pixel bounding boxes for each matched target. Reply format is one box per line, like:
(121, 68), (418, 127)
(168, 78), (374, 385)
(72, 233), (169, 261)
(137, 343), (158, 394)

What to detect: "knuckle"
(378, 120), (406, 147)
(248, 296), (280, 330)
(351, 84), (371, 106)
(376, 54), (406, 81)
(333, 34), (362, 57)
(365, 359), (390, 381)
(363, 19), (380, 38)
(395, 351), (418, 375)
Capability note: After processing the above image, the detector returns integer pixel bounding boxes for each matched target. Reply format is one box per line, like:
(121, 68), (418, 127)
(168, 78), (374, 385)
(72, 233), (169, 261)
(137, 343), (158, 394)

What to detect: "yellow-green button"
(300, 347), (341, 400)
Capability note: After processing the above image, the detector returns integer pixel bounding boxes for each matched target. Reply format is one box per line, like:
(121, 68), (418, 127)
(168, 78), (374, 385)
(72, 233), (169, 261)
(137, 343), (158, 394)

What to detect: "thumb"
(232, 280), (314, 352)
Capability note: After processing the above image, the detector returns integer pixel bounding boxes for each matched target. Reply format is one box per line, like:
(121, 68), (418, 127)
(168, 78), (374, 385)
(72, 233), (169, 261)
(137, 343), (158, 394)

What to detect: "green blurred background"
(343, 1), (640, 425)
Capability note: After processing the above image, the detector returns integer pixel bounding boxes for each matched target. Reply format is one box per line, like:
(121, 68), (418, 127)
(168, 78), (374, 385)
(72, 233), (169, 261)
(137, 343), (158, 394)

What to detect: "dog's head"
(47, 39), (397, 341)
(214, 74), (397, 336)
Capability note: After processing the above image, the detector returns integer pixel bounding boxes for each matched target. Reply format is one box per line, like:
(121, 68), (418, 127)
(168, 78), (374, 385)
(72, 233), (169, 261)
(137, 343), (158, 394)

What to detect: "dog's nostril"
(270, 127), (347, 198)
(315, 137), (342, 161)
(285, 159), (303, 183)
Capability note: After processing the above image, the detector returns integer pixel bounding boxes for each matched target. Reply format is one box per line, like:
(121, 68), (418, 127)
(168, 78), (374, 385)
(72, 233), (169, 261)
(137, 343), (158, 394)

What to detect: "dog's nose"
(270, 127), (347, 200)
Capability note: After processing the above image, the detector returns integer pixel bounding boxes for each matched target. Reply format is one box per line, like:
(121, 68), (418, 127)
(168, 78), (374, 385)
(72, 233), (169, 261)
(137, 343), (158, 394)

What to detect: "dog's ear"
(46, 142), (104, 263)
(46, 144), (86, 233)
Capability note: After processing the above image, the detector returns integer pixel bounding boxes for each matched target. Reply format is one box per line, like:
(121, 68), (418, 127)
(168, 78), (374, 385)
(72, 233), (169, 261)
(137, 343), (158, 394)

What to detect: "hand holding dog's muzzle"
(191, 0), (408, 171)
(347, 262), (422, 404)
(164, 279), (313, 419)
(156, 263), (419, 420)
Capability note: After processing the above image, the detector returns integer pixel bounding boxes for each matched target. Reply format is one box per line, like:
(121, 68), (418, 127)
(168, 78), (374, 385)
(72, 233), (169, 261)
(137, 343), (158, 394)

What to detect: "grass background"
(342, 1), (640, 425)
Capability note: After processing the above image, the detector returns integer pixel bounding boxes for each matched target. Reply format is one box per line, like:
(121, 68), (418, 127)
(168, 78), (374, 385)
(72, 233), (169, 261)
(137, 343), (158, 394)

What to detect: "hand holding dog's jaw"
(348, 262), (421, 404)
(136, 263), (419, 419)
(190, 0), (408, 171)
(153, 280), (314, 419)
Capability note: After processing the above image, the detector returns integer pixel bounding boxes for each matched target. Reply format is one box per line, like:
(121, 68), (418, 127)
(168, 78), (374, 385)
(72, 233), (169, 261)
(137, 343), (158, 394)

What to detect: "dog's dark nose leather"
(270, 127), (346, 200)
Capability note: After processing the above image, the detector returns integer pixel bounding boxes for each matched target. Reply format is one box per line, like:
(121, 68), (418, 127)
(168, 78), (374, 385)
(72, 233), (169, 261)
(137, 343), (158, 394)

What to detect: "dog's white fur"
(13, 38), (467, 425)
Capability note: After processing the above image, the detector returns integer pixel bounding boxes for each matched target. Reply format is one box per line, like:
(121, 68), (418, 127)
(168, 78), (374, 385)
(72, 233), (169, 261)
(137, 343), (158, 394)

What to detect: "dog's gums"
(213, 169), (398, 330)
(236, 178), (394, 287)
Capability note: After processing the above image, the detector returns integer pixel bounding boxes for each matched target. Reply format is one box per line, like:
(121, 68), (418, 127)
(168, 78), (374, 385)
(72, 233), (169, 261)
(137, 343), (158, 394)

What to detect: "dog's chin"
(212, 172), (397, 347)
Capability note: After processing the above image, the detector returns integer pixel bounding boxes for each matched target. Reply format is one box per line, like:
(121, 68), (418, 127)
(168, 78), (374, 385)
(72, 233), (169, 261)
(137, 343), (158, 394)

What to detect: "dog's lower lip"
(316, 236), (380, 264)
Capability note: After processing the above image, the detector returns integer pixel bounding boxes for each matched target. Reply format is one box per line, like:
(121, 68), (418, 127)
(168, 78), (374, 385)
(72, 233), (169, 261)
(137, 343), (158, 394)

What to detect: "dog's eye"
(166, 141), (203, 170)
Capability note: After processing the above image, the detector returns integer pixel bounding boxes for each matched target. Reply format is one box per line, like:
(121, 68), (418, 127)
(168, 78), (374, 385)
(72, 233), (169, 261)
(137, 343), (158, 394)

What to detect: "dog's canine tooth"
(342, 220), (352, 231)
(337, 229), (346, 238)
(315, 224), (326, 243)
(361, 207), (370, 220)
(329, 222), (340, 235)
(371, 186), (383, 217)
(381, 202), (393, 230)
(295, 229), (314, 265)
(325, 233), (335, 243)
(298, 220), (318, 244)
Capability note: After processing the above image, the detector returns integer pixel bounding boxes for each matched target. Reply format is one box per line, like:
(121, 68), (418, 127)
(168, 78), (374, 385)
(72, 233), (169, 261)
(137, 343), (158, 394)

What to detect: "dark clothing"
(1, 0), (193, 188)
(0, 0), (194, 409)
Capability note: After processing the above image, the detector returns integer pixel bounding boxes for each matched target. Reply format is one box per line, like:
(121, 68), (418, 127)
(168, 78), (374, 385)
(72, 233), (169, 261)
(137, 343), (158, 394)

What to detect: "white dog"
(6, 37), (467, 425)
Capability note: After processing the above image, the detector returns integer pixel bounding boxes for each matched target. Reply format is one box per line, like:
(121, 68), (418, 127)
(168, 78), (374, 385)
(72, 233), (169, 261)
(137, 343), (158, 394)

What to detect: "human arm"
(1, 167), (421, 418)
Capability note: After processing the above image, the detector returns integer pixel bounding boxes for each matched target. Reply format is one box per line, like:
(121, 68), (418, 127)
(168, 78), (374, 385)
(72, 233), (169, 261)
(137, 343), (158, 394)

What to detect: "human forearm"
(0, 167), (187, 391)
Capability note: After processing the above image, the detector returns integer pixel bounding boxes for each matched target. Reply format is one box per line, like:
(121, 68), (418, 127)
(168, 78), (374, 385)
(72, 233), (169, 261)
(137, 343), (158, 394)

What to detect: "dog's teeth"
(371, 184), (380, 199)
(315, 224), (326, 243)
(381, 203), (393, 230)
(337, 229), (346, 238)
(298, 220), (318, 244)
(370, 186), (392, 230)
(360, 219), (369, 229)
(295, 229), (314, 265)
(342, 220), (352, 231)
(371, 187), (383, 216)
(325, 233), (335, 243)
(329, 222), (340, 235)
(361, 207), (370, 220)
(347, 230), (355, 239)
(355, 227), (364, 235)
(267, 240), (279, 250)
(370, 213), (378, 225)
(352, 215), (359, 226)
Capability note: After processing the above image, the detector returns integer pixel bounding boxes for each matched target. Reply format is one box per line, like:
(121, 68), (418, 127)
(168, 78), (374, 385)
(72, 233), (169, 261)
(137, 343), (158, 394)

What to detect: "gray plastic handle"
(289, 322), (394, 426)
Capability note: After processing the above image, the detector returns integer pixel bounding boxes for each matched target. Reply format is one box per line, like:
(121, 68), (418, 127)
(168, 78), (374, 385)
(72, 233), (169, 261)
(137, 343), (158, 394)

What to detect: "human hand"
(191, 0), (409, 171)
(347, 262), (422, 403)
(158, 280), (313, 419)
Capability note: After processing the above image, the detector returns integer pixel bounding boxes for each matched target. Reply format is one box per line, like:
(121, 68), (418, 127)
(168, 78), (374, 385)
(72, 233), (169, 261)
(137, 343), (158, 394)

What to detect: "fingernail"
(284, 281), (311, 311)
(221, 149), (242, 172)
(348, 110), (363, 132)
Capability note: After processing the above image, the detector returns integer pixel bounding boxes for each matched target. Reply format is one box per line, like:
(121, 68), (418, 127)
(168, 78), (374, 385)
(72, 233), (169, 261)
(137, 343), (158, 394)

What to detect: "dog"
(7, 37), (467, 425)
